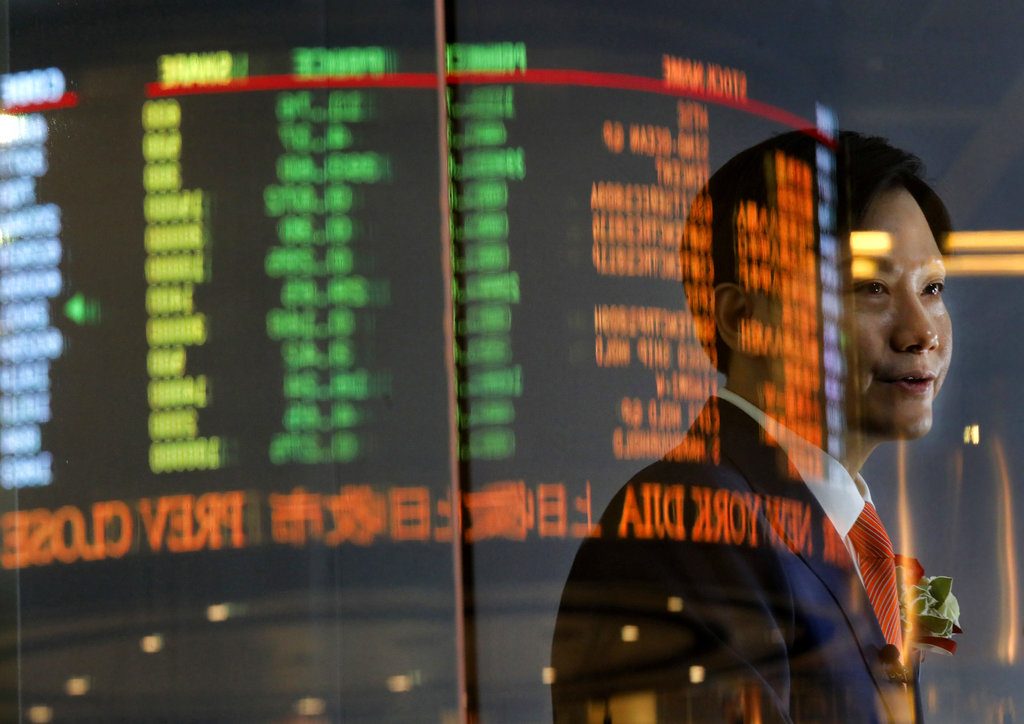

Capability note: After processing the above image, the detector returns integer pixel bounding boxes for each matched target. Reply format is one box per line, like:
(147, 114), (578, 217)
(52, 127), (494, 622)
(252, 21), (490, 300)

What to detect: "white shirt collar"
(716, 388), (870, 538)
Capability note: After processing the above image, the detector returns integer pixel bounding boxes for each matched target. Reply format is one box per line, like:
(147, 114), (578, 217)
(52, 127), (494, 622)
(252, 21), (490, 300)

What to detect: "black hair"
(839, 132), (951, 247)
(682, 130), (952, 374)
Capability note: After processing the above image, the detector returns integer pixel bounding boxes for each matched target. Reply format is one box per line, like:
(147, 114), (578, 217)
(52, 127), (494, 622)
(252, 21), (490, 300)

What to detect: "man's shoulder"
(570, 397), (840, 586)
(596, 397), (797, 541)
(614, 395), (776, 492)
(551, 426), (800, 723)
(594, 450), (750, 538)
(552, 400), (892, 724)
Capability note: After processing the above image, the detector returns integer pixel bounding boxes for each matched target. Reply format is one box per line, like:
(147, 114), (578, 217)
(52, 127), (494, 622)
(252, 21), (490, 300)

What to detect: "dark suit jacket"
(551, 398), (919, 723)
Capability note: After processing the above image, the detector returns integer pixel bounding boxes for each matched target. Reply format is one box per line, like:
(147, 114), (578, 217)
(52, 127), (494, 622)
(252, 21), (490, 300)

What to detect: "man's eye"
(924, 281), (945, 296)
(856, 281), (886, 295)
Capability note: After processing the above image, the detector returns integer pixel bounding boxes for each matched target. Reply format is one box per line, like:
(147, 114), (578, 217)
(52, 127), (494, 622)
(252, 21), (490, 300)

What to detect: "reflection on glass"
(992, 437), (1018, 666)
(553, 130), (957, 723)
(0, 3), (1020, 722)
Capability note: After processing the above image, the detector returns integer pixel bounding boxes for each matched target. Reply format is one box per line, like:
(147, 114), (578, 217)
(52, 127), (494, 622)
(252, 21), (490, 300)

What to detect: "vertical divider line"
(433, 3), (470, 722)
(896, 440), (915, 662)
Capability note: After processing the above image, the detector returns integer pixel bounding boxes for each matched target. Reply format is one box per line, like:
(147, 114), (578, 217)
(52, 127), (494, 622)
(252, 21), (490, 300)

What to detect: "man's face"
(845, 187), (952, 441)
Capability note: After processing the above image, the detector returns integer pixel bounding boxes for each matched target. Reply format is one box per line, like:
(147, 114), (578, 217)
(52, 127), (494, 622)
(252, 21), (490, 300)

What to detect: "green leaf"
(936, 591), (961, 627)
(917, 614), (953, 637)
(928, 576), (953, 603)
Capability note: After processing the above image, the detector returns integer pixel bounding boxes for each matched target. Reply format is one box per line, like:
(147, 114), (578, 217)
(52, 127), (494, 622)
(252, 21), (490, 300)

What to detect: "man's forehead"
(849, 231), (892, 256)
(845, 230), (945, 274)
(846, 256), (946, 280)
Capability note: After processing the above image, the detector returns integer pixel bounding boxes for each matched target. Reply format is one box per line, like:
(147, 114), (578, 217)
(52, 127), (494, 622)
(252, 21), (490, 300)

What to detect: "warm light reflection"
(688, 665), (705, 684)
(943, 253), (1024, 276)
(591, 691), (657, 724)
(945, 231), (1024, 253)
(666, 596), (684, 612)
(742, 682), (764, 724)
(140, 634), (164, 653)
(65, 676), (90, 696)
(386, 675), (413, 693)
(896, 440), (916, 663)
(26, 705), (53, 724)
(992, 437), (1019, 665)
(850, 257), (878, 280)
(963, 424), (980, 445)
(541, 666), (556, 685)
(993, 698), (1018, 722)
(294, 697), (327, 716)
(620, 624), (639, 642)
(206, 603), (230, 622)
(849, 231), (892, 255)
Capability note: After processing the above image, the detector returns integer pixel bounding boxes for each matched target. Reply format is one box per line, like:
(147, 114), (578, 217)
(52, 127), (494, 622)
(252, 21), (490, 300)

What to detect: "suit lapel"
(712, 398), (910, 721)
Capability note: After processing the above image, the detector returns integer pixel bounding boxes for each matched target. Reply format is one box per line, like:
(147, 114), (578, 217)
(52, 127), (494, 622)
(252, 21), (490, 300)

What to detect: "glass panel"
(1, 2), (457, 721)
(0, 2), (1021, 722)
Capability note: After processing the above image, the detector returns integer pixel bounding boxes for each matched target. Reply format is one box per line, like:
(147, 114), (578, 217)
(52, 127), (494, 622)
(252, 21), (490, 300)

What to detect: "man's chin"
(854, 411), (933, 442)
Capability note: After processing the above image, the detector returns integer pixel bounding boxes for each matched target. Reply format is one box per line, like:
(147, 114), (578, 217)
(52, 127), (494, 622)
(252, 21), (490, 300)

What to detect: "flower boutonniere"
(895, 555), (963, 655)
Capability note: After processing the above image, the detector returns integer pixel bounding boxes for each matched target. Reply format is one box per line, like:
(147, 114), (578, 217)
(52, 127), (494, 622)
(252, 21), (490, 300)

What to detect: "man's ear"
(714, 283), (751, 355)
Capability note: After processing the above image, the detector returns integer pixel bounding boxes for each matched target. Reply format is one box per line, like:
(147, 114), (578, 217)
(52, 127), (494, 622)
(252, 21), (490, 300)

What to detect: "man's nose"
(891, 294), (939, 353)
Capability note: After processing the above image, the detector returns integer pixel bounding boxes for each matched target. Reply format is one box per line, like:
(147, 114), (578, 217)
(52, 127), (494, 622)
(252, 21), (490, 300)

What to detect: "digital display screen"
(1, 2), (1021, 722)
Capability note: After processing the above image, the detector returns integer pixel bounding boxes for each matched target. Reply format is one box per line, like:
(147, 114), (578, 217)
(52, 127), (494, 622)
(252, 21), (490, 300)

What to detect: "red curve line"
(4, 92), (80, 114)
(145, 69), (828, 139)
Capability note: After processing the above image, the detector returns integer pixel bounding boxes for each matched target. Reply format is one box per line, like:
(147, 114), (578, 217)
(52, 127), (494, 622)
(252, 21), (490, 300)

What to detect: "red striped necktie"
(848, 502), (903, 651)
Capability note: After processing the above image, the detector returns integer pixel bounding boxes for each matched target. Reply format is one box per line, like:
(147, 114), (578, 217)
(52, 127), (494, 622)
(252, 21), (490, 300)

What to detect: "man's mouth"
(877, 371), (936, 395)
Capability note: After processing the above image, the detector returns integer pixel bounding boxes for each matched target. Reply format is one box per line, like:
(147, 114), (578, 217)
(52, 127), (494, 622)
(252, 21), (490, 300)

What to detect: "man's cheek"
(850, 335), (877, 391)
